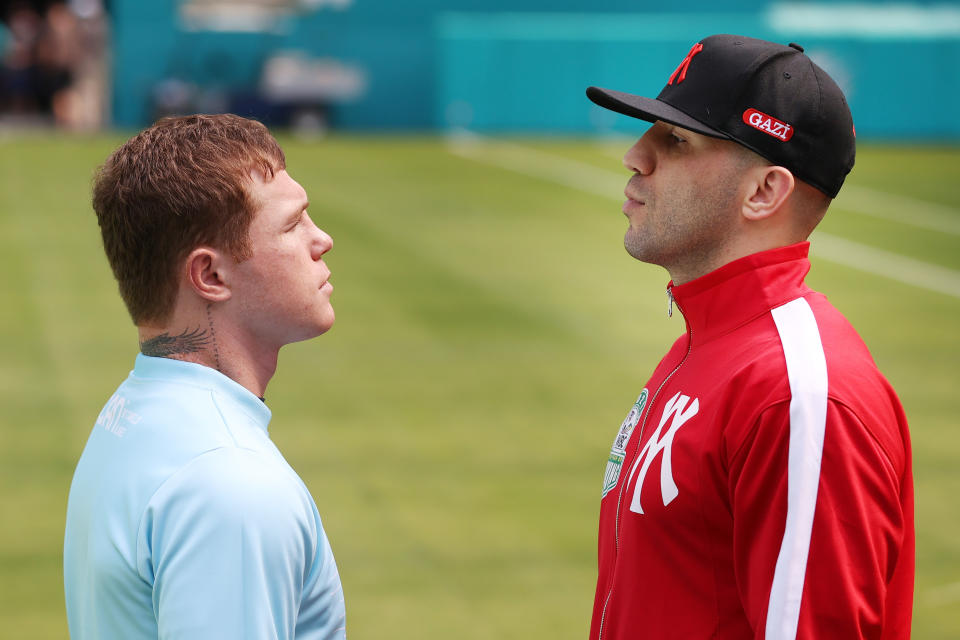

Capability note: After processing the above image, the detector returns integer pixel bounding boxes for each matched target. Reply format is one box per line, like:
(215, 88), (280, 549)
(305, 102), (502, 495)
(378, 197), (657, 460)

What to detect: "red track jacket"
(590, 243), (914, 640)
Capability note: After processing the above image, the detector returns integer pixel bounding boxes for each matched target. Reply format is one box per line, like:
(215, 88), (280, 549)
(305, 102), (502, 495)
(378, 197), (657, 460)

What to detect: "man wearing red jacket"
(584, 35), (914, 639)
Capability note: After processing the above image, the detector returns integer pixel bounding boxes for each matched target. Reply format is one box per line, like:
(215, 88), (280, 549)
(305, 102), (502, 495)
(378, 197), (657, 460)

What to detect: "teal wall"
(437, 12), (960, 139)
(110, 1), (960, 139)
(111, 0), (283, 128)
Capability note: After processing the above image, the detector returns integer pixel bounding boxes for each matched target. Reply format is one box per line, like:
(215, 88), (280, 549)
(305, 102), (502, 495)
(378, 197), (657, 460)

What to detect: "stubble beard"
(623, 178), (741, 280)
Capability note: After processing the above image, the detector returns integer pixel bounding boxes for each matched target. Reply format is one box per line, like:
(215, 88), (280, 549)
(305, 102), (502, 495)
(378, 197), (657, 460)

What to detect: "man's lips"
(625, 174), (648, 205)
(623, 184), (648, 218)
(624, 186), (646, 205)
(623, 189), (646, 216)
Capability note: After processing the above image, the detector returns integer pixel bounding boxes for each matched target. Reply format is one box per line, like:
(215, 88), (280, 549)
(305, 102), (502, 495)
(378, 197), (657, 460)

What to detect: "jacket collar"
(668, 242), (813, 346)
(132, 353), (272, 433)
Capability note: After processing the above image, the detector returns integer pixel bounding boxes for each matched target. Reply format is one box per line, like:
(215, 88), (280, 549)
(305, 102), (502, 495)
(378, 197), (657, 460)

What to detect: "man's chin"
(282, 314), (336, 346)
(315, 310), (336, 336)
(310, 314), (335, 339)
(623, 235), (649, 262)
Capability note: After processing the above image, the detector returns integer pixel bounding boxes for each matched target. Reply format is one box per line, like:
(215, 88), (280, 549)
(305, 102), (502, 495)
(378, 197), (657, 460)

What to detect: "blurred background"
(1, 0), (959, 136)
(1, 0), (958, 638)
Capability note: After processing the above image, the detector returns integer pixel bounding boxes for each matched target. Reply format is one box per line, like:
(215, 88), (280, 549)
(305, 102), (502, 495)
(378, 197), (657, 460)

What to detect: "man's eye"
(670, 133), (686, 144)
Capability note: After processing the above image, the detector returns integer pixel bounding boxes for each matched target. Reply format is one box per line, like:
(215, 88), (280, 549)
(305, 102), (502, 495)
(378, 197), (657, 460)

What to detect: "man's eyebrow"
(286, 200), (309, 222)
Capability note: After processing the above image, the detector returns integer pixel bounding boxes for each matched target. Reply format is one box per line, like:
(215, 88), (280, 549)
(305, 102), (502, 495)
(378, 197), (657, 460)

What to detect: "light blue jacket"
(64, 355), (346, 639)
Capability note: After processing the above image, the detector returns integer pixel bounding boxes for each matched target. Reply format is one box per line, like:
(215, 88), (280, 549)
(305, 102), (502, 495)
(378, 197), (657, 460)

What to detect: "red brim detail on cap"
(586, 86), (729, 140)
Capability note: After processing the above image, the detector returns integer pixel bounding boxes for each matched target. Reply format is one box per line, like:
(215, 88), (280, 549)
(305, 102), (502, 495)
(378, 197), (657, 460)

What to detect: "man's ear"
(742, 165), (795, 221)
(184, 247), (232, 303)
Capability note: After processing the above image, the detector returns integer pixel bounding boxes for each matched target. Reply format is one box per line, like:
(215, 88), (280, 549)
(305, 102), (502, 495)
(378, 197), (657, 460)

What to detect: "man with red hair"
(65, 114), (345, 639)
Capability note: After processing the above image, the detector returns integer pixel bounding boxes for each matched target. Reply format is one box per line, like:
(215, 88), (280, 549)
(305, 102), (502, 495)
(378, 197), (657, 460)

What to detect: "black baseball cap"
(586, 34), (855, 198)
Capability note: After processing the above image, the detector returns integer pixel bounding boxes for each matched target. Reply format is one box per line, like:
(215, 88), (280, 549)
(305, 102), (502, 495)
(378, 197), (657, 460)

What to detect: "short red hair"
(93, 114), (285, 325)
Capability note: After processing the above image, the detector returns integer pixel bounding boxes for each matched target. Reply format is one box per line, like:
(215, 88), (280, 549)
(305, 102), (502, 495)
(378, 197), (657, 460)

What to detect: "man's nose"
(623, 134), (654, 176)
(310, 224), (333, 261)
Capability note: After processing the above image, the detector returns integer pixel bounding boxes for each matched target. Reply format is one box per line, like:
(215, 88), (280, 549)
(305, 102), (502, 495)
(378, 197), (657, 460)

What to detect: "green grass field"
(1, 132), (957, 638)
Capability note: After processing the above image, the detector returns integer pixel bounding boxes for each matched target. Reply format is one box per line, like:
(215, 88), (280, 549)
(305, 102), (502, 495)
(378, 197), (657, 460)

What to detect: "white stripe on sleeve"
(766, 297), (829, 640)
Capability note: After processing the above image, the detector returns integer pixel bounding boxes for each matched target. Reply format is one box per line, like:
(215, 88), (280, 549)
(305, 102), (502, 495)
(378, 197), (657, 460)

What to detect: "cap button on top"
(788, 42), (805, 53)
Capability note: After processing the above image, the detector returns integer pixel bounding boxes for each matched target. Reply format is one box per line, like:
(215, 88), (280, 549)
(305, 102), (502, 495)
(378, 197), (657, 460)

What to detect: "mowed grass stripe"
(449, 134), (960, 298)
(810, 232), (960, 298)
(835, 184), (960, 237)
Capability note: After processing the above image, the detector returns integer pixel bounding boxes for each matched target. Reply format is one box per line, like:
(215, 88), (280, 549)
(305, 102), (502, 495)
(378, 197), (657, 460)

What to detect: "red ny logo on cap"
(668, 43), (704, 85)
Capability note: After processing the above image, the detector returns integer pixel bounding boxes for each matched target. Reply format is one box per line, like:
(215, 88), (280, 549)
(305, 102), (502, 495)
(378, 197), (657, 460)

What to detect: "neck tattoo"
(206, 303), (221, 372)
(140, 327), (211, 358)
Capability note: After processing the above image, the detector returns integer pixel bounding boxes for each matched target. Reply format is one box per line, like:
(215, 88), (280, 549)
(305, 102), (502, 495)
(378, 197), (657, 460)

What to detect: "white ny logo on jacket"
(628, 391), (699, 514)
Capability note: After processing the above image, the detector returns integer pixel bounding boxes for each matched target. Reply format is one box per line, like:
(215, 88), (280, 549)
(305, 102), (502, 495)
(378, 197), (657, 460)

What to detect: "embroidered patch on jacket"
(628, 391), (699, 514)
(602, 389), (648, 498)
